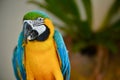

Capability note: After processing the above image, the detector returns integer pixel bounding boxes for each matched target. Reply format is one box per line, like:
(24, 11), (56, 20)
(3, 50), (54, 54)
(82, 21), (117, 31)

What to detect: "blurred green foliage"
(27, 0), (120, 53)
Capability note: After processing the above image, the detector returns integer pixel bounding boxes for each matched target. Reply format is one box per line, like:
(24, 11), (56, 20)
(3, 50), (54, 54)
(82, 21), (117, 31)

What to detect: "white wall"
(0, 0), (114, 79)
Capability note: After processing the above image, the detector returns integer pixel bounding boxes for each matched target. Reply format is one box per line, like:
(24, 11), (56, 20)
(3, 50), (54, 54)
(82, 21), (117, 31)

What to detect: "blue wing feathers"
(54, 30), (71, 80)
(12, 47), (20, 80)
(12, 31), (26, 80)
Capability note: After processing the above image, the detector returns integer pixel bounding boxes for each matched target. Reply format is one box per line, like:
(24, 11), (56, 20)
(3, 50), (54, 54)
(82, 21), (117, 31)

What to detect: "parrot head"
(23, 10), (54, 43)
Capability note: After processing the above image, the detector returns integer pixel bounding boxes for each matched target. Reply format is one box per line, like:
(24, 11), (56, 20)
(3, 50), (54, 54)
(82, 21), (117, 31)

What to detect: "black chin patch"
(36, 25), (50, 41)
(29, 30), (39, 41)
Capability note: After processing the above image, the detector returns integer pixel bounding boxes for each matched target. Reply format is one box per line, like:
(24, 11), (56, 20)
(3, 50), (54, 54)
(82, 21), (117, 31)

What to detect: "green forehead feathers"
(23, 10), (50, 20)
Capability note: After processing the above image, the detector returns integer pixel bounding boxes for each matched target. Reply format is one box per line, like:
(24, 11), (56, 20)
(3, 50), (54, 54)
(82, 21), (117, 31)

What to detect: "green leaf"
(108, 19), (120, 41)
(103, 41), (118, 53)
(77, 21), (92, 39)
(97, 19), (120, 41)
(28, 0), (46, 9)
(81, 0), (92, 26)
(72, 40), (88, 52)
(54, 0), (81, 21)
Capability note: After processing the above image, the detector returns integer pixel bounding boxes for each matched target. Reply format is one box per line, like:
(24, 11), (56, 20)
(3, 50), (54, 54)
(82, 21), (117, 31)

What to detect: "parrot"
(12, 10), (70, 80)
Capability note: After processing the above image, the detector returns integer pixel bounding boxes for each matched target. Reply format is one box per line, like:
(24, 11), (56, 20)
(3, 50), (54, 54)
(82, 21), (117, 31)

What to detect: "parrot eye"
(37, 17), (44, 21)
(33, 18), (44, 27)
(37, 17), (44, 24)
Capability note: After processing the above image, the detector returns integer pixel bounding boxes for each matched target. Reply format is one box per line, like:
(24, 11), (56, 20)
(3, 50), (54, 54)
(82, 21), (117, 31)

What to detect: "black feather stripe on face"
(36, 25), (50, 41)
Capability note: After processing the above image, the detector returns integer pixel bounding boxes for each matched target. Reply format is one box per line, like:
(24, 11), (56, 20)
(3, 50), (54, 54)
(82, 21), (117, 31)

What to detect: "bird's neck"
(24, 38), (55, 51)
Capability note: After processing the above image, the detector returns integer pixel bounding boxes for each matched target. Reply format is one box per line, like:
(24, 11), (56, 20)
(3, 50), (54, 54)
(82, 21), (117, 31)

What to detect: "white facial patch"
(33, 25), (46, 35)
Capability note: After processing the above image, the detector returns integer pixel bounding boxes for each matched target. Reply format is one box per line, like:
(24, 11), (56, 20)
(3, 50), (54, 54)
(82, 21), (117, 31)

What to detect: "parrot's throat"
(25, 38), (55, 51)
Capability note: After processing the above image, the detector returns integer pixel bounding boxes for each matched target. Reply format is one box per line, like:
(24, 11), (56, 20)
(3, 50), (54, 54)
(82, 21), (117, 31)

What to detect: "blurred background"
(0, 0), (120, 80)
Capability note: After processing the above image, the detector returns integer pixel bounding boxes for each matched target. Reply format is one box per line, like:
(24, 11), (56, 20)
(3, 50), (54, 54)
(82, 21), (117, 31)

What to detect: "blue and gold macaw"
(12, 10), (70, 80)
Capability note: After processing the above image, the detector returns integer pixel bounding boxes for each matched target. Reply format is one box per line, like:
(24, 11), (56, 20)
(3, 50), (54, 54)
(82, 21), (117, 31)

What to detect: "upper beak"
(23, 22), (32, 43)
(24, 31), (30, 43)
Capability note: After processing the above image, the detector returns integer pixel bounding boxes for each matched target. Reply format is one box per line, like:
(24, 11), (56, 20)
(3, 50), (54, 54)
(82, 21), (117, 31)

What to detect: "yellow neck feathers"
(25, 38), (55, 51)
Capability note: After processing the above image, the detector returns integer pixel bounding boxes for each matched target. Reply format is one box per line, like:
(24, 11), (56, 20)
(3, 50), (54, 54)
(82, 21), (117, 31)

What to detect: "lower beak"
(24, 29), (39, 43)
(27, 30), (38, 41)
